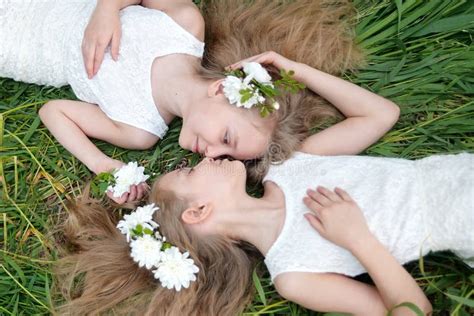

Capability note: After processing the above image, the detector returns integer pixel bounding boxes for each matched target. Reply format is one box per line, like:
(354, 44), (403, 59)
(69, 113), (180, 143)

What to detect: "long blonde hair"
(55, 182), (259, 315)
(199, 0), (363, 181)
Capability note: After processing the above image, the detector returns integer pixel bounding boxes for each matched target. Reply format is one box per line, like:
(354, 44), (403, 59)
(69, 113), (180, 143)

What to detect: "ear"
(207, 79), (225, 97)
(181, 203), (213, 224)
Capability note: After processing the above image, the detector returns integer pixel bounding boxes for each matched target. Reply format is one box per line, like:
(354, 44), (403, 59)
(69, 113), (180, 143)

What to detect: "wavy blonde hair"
(198, 0), (363, 181)
(55, 181), (260, 315)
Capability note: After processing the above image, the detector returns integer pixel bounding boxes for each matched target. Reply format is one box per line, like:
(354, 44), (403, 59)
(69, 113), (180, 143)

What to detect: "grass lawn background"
(1, 0), (473, 315)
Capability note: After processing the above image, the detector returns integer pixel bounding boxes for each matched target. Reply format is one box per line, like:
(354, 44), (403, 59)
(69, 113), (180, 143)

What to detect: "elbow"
(421, 299), (433, 315)
(39, 100), (59, 123)
(378, 100), (400, 131)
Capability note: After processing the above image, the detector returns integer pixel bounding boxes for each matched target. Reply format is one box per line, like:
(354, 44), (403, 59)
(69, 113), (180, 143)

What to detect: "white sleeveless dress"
(0, 0), (205, 137)
(263, 152), (474, 281)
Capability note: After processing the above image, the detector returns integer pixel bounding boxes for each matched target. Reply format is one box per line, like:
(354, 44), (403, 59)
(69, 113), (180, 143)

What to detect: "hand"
(107, 182), (150, 204)
(303, 186), (373, 251)
(227, 51), (301, 75)
(94, 158), (149, 204)
(82, 2), (122, 78)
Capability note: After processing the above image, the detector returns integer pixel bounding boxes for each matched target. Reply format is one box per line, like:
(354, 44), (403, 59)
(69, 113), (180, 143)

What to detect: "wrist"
(91, 156), (123, 175)
(347, 231), (378, 255)
(291, 62), (324, 85)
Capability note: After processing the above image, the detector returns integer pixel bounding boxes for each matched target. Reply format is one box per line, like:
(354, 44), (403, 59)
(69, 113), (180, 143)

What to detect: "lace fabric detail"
(1, 1), (205, 138)
(263, 152), (474, 281)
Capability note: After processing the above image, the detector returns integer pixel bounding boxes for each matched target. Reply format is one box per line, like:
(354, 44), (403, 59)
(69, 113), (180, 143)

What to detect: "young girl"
(0, 0), (399, 203)
(57, 153), (473, 315)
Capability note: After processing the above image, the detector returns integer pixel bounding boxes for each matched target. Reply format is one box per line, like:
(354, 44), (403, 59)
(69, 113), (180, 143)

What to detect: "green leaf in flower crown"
(225, 69), (244, 78)
(240, 88), (254, 103)
(143, 228), (153, 236)
(275, 69), (306, 94)
(259, 104), (270, 118)
(255, 81), (279, 98)
(162, 242), (172, 250)
(133, 224), (144, 237)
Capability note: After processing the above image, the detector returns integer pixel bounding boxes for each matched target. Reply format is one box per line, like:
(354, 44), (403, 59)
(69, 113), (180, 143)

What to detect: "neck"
(216, 183), (285, 255)
(151, 55), (209, 119)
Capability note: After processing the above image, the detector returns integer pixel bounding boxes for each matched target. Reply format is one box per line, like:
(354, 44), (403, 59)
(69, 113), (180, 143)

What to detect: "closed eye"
(223, 130), (230, 145)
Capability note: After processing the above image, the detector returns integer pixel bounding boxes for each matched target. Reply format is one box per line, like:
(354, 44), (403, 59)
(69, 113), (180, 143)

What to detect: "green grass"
(1, 0), (473, 315)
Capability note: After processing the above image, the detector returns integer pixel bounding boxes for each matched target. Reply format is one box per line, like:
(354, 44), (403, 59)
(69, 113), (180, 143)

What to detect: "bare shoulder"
(166, 2), (205, 41)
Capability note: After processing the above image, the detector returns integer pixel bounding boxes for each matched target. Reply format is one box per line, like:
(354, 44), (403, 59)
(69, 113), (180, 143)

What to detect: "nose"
(204, 145), (226, 159)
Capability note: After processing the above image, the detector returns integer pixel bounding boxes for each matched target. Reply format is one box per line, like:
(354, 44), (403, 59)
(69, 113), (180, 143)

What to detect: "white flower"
(222, 75), (266, 109)
(222, 75), (247, 106)
(130, 235), (163, 269)
(241, 89), (265, 109)
(153, 247), (199, 292)
(243, 62), (272, 84)
(117, 204), (159, 241)
(108, 162), (150, 198)
(273, 101), (280, 110)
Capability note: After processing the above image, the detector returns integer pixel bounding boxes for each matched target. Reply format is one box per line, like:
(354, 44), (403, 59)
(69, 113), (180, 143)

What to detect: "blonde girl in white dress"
(0, 0), (400, 204)
(57, 150), (473, 315)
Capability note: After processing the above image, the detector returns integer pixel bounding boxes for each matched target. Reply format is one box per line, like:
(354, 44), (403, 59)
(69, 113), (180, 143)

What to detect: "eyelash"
(188, 167), (194, 174)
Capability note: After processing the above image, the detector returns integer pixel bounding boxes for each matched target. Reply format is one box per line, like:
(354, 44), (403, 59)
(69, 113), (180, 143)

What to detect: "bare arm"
(140, 0), (204, 41)
(295, 64), (400, 155)
(82, 0), (141, 78)
(275, 272), (386, 315)
(302, 187), (432, 315)
(229, 51), (400, 156)
(83, 0), (203, 77)
(39, 100), (123, 174)
(39, 100), (152, 203)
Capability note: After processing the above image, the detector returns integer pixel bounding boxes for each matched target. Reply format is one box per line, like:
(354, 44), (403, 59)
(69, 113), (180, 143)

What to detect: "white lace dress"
(264, 152), (474, 281)
(0, 0), (204, 137)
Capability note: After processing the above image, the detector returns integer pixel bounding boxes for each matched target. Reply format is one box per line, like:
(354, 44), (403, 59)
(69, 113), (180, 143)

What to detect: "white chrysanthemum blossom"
(222, 75), (247, 105)
(222, 75), (266, 109)
(116, 204), (159, 241)
(243, 62), (272, 84)
(273, 101), (280, 110)
(108, 162), (150, 198)
(153, 247), (200, 292)
(130, 235), (163, 269)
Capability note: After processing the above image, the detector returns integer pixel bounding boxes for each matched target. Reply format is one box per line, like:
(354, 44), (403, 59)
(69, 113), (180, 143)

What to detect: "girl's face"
(179, 92), (274, 160)
(158, 158), (247, 206)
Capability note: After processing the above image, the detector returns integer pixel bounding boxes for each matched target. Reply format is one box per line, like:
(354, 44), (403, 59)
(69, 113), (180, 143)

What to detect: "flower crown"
(222, 62), (305, 117)
(116, 203), (199, 291)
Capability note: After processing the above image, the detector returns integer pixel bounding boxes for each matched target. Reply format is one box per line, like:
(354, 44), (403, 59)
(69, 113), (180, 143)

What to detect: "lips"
(193, 137), (200, 154)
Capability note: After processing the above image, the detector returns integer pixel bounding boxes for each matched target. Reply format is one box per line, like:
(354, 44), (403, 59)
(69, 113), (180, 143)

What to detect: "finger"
(93, 42), (107, 76)
(334, 187), (353, 202)
(136, 184), (145, 200)
(106, 190), (114, 200)
(227, 52), (267, 70)
(304, 213), (324, 234)
(111, 30), (121, 61)
(303, 196), (323, 214)
(116, 193), (128, 204)
(107, 191), (128, 204)
(307, 189), (332, 206)
(317, 186), (342, 202)
(82, 44), (95, 79)
(128, 185), (138, 202)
